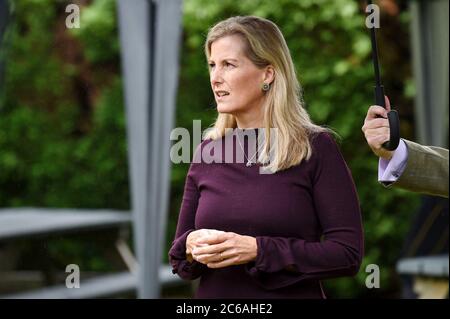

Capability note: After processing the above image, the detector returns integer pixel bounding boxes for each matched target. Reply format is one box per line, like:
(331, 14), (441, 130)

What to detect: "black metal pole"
(367, 0), (400, 150)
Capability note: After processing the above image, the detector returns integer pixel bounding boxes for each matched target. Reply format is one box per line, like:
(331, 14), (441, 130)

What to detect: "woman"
(169, 16), (363, 299)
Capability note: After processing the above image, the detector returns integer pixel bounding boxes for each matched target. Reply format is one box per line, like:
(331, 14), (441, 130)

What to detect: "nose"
(210, 67), (224, 87)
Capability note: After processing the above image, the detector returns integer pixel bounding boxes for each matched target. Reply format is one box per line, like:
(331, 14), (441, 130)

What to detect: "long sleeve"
(388, 139), (449, 198)
(245, 133), (364, 290)
(378, 139), (408, 184)
(168, 162), (207, 280)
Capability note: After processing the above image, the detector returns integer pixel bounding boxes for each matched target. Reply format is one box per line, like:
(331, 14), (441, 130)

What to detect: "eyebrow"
(208, 58), (239, 63)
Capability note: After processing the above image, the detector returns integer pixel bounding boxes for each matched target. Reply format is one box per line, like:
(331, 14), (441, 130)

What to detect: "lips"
(215, 90), (230, 98)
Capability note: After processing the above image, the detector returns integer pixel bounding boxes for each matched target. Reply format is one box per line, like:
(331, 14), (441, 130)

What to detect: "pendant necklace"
(236, 130), (266, 167)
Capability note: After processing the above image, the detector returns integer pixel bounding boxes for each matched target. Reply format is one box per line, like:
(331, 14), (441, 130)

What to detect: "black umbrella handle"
(374, 85), (400, 150)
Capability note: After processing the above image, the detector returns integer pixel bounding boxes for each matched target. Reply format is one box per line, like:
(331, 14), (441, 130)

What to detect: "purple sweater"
(169, 130), (363, 299)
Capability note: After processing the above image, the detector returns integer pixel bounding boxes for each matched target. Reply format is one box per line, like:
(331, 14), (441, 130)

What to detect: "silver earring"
(262, 83), (270, 92)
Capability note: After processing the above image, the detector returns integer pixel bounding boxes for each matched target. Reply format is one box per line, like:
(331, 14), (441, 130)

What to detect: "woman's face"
(209, 35), (269, 116)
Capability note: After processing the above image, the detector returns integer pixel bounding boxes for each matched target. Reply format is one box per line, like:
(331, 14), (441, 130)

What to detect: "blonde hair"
(204, 16), (333, 172)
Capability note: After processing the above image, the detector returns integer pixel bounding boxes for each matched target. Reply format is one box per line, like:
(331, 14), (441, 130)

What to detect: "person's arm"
(168, 161), (207, 280)
(392, 140), (449, 198)
(362, 101), (449, 198)
(245, 133), (364, 290)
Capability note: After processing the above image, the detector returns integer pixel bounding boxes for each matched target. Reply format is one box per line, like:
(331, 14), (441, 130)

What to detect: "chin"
(216, 103), (240, 114)
(216, 105), (234, 114)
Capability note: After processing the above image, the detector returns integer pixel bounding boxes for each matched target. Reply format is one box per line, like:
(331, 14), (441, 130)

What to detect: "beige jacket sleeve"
(386, 139), (449, 198)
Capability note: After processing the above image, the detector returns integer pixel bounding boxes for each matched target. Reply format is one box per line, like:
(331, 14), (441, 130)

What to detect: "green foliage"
(1, 0), (420, 297)
(70, 0), (119, 64)
(1, 0), (128, 208)
(1, 0), (128, 272)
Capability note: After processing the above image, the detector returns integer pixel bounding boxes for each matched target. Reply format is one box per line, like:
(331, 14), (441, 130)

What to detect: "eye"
(225, 62), (234, 68)
(208, 63), (215, 69)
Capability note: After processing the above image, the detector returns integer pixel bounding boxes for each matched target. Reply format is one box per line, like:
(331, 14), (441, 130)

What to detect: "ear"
(263, 65), (275, 85)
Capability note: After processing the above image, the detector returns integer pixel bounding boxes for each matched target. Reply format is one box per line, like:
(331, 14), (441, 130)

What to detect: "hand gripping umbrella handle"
(374, 85), (400, 151)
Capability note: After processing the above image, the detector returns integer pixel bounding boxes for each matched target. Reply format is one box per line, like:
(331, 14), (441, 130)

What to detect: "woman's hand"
(191, 232), (258, 269)
(186, 229), (224, 262)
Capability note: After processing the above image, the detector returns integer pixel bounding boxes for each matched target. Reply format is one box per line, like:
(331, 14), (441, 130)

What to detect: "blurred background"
(0, 0), (447, 298)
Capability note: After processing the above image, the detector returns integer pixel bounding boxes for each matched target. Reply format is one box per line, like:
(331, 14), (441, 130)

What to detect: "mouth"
(215, 90), (230, 99)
